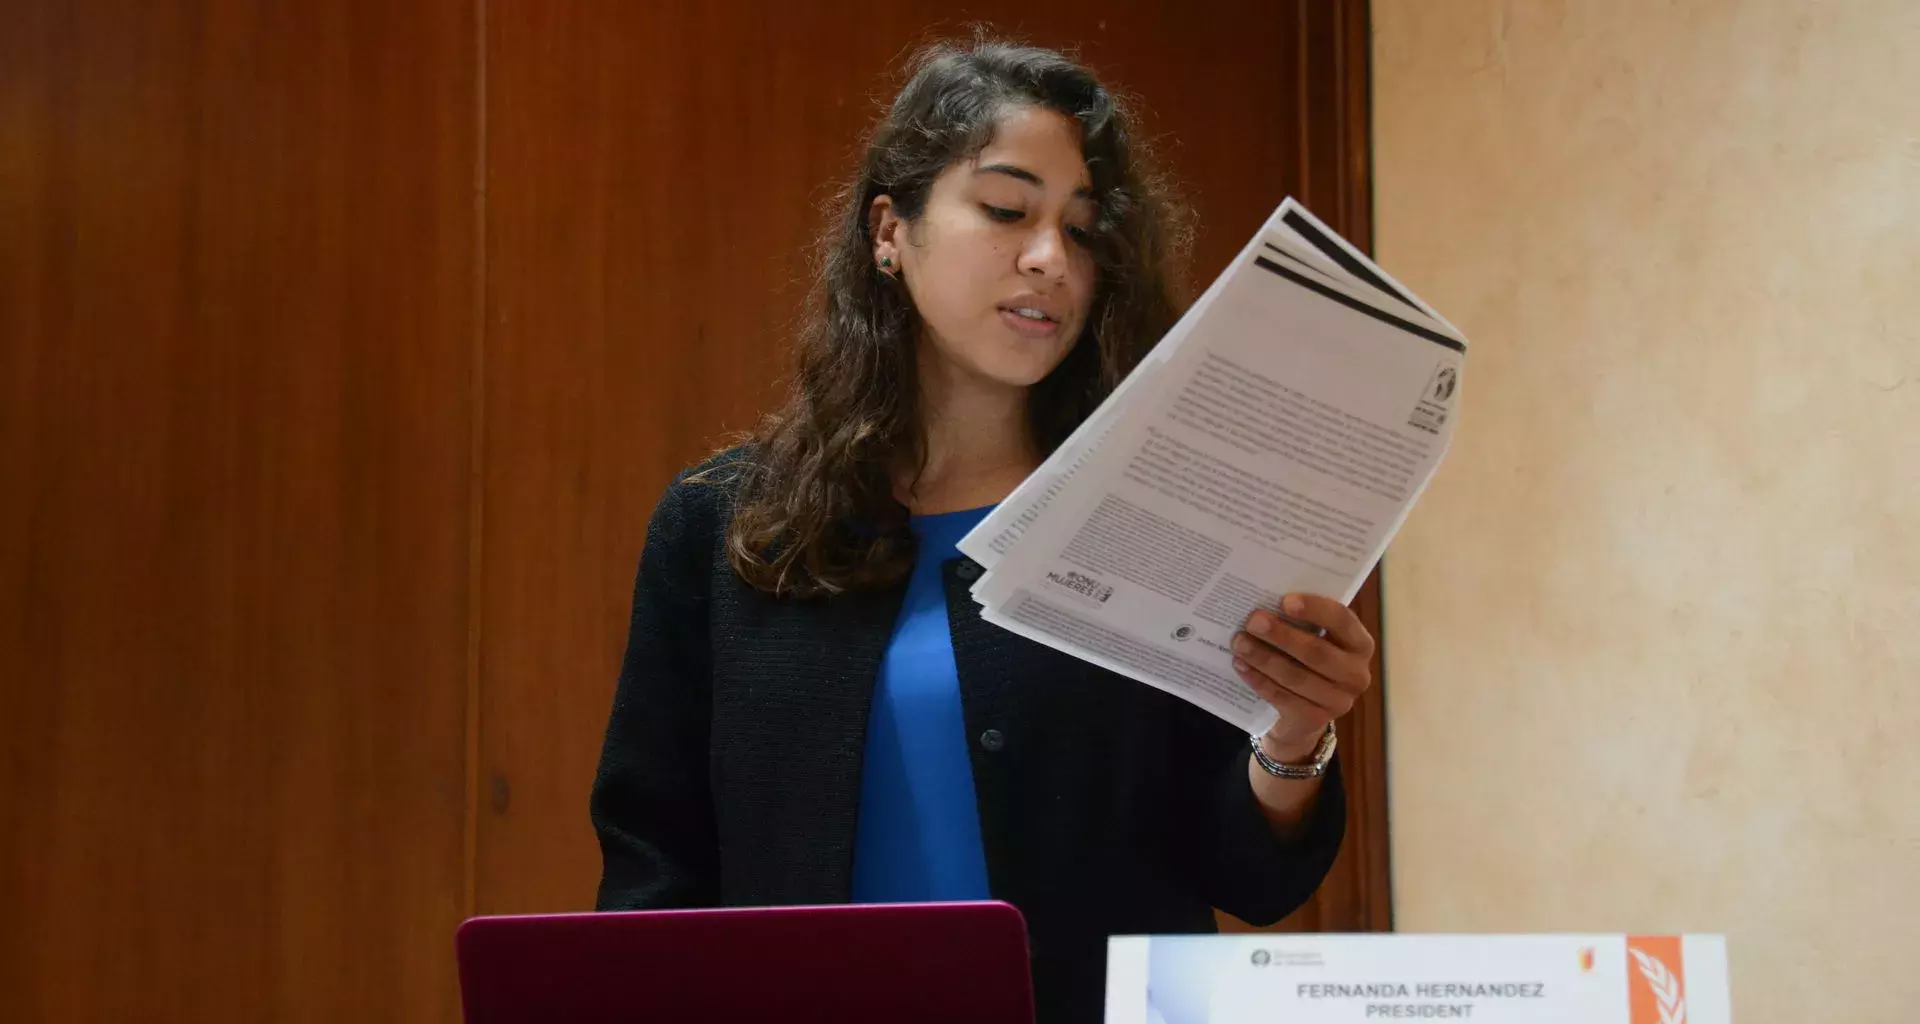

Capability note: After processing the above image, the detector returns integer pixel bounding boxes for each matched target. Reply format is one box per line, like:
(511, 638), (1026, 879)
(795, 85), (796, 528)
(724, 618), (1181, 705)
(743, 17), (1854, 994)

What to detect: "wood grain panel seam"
(1297, 0), (1312, 203)
(1340, 0), (1393, 932)
(462, 0), (490, 927)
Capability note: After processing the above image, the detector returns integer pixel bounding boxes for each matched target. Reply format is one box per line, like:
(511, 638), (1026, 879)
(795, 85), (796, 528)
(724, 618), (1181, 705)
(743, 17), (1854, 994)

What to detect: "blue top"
(849, 505), (996, 903)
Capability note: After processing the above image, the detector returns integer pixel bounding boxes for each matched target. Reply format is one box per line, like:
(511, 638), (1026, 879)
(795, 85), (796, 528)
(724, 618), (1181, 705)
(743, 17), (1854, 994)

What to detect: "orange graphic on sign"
(1627, 936), (1687, 1024)
(1578, 947), (1596, 972)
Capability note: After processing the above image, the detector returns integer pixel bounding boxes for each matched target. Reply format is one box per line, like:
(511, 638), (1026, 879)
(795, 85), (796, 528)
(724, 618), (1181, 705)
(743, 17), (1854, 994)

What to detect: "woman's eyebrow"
(974, 162), (1094, 200)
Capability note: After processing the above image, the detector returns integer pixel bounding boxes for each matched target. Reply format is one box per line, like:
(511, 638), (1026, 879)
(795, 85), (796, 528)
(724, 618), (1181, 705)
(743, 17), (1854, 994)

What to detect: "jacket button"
(979, 728), (1006, 752)
(955, 559), (981, 581)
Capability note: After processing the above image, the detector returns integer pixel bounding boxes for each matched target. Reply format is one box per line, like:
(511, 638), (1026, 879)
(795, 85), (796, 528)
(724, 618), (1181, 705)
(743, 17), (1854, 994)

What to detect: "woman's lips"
(998, 307), (1062, 339)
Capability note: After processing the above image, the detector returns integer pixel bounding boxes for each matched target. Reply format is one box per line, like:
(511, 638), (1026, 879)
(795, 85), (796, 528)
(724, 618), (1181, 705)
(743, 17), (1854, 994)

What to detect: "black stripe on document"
(1259, 242), (1325, 276)
(1279, 209), (1422, 312)
(1253, 255), (1467, 354)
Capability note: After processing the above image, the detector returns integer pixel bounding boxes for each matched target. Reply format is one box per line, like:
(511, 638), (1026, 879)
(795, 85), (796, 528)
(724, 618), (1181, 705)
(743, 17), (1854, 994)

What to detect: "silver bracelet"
(1249, 723), (1336, 779)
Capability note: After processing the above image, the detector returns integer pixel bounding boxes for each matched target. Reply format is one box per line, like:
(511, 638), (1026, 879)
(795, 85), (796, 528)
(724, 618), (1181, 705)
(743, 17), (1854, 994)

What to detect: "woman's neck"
(898, 358), (1040, 516)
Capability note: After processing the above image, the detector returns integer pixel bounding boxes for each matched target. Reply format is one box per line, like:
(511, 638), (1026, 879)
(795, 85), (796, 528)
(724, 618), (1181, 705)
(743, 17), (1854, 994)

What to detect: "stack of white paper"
(958, 198), (1467, 735)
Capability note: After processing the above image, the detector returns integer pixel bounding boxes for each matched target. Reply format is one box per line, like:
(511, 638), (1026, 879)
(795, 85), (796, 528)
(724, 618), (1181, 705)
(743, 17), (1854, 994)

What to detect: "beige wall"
(1373, 2), (1919, 1020)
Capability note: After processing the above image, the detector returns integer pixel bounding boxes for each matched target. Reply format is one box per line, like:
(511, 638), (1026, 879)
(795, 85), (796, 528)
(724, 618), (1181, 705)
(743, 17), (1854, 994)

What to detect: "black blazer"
(591, 449), (1346, 1023)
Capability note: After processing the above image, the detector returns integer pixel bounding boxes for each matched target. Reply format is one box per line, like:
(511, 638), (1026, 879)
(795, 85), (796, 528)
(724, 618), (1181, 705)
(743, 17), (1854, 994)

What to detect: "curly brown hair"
(712, 34), (1192, 597)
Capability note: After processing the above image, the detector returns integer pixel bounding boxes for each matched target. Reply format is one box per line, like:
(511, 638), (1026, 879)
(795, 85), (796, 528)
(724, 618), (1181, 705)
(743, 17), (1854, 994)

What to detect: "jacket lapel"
(715, 578), (905, 904)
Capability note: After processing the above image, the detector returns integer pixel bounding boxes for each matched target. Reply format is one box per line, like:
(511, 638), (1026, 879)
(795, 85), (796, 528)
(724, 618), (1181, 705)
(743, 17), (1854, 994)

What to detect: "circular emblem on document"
(1172, 624), (1195, 641)
(1250, 949), (1272, 966)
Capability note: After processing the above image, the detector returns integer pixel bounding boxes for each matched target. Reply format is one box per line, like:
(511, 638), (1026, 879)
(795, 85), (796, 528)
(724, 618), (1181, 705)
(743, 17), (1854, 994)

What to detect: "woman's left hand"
(1232, 594), (1376, 762)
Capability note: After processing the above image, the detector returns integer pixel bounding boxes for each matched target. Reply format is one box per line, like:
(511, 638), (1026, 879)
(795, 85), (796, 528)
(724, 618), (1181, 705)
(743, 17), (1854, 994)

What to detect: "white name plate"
(1105, 933), (1729, 1023)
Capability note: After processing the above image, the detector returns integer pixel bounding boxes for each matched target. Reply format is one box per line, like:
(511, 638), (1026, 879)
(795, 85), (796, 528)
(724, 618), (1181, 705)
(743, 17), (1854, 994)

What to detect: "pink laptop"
(455, 900), (1035, 1023)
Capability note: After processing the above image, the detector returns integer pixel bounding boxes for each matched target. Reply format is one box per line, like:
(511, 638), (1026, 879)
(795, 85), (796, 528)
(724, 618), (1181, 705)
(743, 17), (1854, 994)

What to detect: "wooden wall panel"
(0, 1), (477, 1020)
(478, 0), (1389, 933)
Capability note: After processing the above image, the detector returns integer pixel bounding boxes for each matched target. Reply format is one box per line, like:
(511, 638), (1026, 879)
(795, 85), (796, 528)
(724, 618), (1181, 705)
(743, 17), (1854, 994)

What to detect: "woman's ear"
(869, 195), (903, 275)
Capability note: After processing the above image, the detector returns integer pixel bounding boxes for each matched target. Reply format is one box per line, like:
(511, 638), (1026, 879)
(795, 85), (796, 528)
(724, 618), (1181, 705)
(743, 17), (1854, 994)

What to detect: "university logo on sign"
(1628, 936), (1688, 1024)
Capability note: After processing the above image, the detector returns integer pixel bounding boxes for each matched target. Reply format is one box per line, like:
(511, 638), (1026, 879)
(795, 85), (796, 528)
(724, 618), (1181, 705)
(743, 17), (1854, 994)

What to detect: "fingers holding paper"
(1231, 594), (1375, 760)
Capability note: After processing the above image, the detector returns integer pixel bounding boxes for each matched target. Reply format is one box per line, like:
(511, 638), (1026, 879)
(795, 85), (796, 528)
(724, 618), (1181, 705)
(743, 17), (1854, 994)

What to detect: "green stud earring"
(880, 256), (893, 269)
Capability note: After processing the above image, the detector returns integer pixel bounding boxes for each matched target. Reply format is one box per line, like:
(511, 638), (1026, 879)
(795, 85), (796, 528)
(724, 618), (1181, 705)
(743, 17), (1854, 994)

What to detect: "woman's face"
(872, 106), (1100, 393)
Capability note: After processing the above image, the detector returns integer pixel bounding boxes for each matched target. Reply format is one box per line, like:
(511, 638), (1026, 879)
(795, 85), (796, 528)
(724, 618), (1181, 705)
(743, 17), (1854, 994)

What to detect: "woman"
(591, 36), (1376, 1022)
